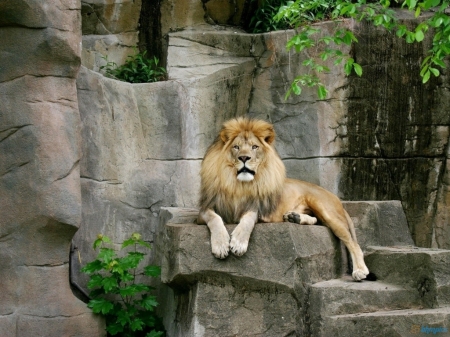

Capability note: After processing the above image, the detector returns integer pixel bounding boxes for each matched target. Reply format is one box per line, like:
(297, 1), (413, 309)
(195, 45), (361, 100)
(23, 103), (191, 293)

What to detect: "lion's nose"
(239, 156), (251, 163)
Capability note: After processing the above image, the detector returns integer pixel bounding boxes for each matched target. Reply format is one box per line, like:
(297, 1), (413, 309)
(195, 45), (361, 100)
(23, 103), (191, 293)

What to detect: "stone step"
(309, 276), (423, 336)
(310, 276), (422, 316)
(320, 307), (450, 337)
(365, 246), (450, 308)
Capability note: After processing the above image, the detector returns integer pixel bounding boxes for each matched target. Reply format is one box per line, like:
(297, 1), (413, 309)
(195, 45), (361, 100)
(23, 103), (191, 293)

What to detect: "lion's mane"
(199, 118), (286, 223)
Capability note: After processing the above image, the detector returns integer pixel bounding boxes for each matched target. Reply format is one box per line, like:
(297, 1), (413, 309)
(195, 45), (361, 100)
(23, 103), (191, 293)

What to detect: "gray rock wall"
(73, 11), (450, 297)
(0, 1), (104, 335)
(246, 14), (450, 249)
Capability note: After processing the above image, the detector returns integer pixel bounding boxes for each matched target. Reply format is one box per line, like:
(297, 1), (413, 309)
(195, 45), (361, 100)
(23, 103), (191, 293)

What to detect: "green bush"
(248, 0), (291, 33)
(100, 49), (166, 84)
(81, 233), (164, 337)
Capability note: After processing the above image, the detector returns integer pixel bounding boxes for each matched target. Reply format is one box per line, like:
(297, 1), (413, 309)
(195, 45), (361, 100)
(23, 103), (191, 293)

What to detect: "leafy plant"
(81, 233), (164, 337)
(100, 49), (166, 84)
(248, 0), (292, 33)
(270, 0), (450, 99)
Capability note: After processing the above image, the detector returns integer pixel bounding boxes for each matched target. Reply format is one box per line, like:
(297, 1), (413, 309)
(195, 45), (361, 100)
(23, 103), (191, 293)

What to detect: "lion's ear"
(262, 126), (275, 144)
(220, 129), (229, 143)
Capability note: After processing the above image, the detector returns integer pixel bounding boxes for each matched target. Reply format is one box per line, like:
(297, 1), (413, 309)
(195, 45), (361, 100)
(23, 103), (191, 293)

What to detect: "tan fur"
(198, 117), (370, 281)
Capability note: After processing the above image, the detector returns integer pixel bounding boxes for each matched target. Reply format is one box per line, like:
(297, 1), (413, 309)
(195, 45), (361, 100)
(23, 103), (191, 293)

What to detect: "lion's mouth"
(237, 167), (255, 176)
(237, 167), (255, 182)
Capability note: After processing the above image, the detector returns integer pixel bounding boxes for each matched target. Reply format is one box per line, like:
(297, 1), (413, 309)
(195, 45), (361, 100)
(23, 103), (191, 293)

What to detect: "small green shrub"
(81, 233), (164, 337)
(100, 49), (166, 84)
(248, 0), (291, 33)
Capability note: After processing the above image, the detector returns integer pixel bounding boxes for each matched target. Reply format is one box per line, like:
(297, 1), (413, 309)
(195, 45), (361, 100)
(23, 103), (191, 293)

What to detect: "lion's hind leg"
(322, 210), (369, 281)
(283, 211), (317, 225)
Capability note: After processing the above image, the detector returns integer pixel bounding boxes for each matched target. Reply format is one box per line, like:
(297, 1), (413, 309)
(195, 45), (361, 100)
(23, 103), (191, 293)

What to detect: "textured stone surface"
(156, 207), (450, 337)
(80, 0), (142, 74)
(0, 0), (104, 335)
(81, 32), (139, 73)
(366, 246), (450, 308)
(156, 207), (342, 336)
(322, 307), (450, 337)
(309, 277), (423, 336)
(72, 47), (254, 290)
(343, 200), (414, 250)
(176, 282), (298, 336)
(81, 0), (142, 35)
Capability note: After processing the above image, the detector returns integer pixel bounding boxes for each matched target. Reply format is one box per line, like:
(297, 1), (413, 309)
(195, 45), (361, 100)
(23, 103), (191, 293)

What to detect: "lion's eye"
(233, 145), (240, 150)
(252, 145), (259, 150)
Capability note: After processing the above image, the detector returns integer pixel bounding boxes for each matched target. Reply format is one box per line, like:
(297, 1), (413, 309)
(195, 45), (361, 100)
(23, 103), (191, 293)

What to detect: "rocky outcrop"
(156, 203), (450, 336)
(0, 0), (104, 336)
(71, 37), (256, 286)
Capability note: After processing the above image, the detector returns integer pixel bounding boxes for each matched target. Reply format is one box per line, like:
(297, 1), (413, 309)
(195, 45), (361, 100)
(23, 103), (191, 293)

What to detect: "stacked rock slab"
(0, 1), (104, 336)
(156, 202), (450, 336)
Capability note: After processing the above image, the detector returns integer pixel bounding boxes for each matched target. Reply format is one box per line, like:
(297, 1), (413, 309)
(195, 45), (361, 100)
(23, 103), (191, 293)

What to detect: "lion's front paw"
(352, 267), (370, 281)
(210, 228), (230, 259)
(230, 226), (250, 256)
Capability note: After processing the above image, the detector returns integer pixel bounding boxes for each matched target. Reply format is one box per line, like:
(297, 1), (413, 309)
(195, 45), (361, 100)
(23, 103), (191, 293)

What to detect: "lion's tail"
(344, 209), (358, 244)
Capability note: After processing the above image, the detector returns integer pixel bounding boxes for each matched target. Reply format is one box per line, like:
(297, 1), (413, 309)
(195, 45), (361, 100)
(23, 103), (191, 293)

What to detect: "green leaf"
(415, 29), (425, 42)
(137, 240), (152, 249)
(344, 58), (354, 76)
(106, 322), (124, 336)
(121, 252), (145, 270)
(93, 238), (103, 250)
(144, 265), (161, 277)
(292, 83), (301, 95)
(432, 58), (446, 68)
(353, 63), (363, 76)
(415, 7), (421, 18)
(130, 318), (145, 331)
(119, 284), (151, 297)
(98, 248), (115, 264)
(87, 274), (104, 289)
(429, 67), (440, 76)
(140, 295), (159, 310)
(120, 271), (135, 282)
(101, 276), (118, 292)
(116, 308), (131, 326)
(422, 70), (431, 83)
(317, 85), (328, 100)
(121, 238), (135, 249)
(146, 331), (164, 337)
(88, 298), (114, 315)
(81, 259), (103, 274)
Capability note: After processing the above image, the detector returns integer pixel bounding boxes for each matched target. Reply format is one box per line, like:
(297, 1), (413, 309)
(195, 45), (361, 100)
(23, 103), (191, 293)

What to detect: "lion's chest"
(213, 191), (279, 224)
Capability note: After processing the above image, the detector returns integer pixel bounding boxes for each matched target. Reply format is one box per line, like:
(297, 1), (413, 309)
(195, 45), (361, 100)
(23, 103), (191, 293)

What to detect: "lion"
(197, 117), (371, 281)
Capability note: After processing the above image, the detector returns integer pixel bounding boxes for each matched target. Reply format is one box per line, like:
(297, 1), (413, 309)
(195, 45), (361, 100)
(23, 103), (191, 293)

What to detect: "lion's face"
(230, 133), (265, 182)
(200, 118), (286, 222)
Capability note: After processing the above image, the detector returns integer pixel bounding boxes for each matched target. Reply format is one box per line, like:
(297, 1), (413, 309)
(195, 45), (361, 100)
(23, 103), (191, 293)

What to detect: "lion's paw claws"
(230, 228), (250, 256)
(352, 268), (369, 281)
(210, 231), (230, 259)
